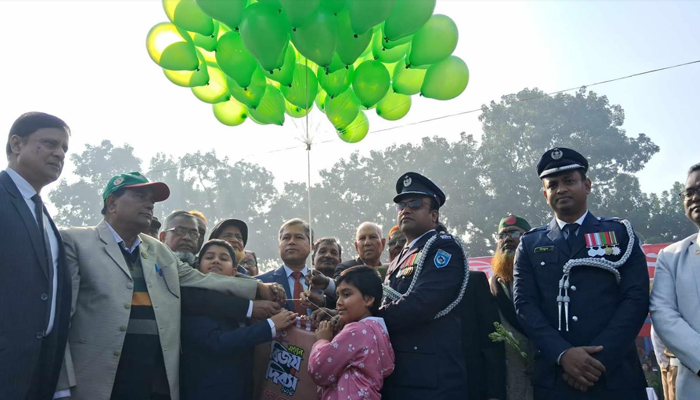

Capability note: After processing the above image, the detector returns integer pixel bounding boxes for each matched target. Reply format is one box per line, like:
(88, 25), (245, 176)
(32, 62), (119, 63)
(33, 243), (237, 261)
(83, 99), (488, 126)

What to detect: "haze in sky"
(1, 0), (699, 212)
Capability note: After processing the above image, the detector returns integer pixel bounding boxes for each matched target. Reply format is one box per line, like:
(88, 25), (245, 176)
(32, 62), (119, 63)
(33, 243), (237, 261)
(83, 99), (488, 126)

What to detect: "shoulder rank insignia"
(534, 246), (554, 253)
(434, 249), (451, 268)
(440, 234), (452, 240)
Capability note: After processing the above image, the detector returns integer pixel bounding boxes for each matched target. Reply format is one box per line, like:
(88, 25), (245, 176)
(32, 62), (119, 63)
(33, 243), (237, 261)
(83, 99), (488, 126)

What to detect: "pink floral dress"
(309, 317), (395, 400)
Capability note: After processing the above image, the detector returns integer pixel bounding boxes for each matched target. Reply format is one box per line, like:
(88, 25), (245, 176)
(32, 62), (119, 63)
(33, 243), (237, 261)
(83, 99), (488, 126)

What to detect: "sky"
(1, 0), (699, 214)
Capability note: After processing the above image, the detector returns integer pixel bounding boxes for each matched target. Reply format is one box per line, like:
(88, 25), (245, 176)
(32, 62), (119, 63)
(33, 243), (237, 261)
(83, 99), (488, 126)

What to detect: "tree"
(472, 87), (660, 253)
(49, 140), (141, 227)
(49, 87), (692, 268)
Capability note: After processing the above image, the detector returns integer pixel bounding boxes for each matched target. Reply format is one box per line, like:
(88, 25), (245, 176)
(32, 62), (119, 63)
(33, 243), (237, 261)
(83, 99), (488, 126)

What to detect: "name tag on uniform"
(534, 246), (554, 253)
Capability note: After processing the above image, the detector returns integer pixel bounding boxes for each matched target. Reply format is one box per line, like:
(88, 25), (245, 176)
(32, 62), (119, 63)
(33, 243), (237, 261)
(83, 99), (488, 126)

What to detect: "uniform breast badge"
(584, 232), (620, 257)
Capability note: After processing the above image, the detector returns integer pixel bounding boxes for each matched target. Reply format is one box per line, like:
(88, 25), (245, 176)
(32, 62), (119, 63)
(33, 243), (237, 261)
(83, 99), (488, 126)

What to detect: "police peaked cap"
(393, 172), (446, 208)
(537, 147), (589, 179)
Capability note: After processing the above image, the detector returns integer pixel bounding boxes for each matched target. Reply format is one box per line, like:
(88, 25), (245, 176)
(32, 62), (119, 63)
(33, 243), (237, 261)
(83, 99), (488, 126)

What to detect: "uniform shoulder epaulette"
(437, 232), (454, 241)
(523, 225), (547, 235)
(597, 216), (621, 222)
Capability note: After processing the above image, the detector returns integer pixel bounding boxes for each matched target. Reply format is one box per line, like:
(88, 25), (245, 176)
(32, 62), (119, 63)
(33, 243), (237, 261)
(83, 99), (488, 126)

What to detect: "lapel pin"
(141, 252), (148, 259)
(695, 249), (700, 255)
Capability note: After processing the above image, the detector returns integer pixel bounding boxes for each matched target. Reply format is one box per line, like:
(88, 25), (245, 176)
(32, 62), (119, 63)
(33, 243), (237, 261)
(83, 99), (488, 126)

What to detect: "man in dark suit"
(460, 270), (506, 400)
(258, 218), (336, 314)
(381, 172), (469, 400)
(0, 112), (72, 400)
(513, 148), (649, 400)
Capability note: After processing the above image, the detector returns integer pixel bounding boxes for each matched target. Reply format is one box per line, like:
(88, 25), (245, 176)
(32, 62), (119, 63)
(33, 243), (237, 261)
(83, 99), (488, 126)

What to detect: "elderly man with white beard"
(489, 215), (535, 400)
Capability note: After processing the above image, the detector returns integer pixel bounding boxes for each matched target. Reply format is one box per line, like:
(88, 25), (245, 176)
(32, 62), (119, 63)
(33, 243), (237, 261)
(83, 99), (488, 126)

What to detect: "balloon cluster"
(147, 0), (469, 143)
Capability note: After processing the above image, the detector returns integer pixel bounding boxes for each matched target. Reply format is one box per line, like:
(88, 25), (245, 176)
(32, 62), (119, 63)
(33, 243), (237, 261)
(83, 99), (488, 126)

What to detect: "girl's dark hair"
(197, 239), (237, 269)
(337, 265), (383, 315)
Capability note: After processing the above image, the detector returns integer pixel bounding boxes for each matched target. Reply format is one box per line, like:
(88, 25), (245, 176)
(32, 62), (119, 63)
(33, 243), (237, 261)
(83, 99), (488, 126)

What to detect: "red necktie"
(291, 271), (306, 315)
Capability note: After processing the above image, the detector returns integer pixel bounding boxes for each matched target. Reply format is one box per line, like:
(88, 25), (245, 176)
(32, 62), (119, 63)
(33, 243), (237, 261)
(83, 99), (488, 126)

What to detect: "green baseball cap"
(498, 215), (531, 232)
(102, 172), (170, 202)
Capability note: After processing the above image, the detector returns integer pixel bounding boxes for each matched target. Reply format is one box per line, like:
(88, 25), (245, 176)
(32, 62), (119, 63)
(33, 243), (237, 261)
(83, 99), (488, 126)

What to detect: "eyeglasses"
(679, 188), (700, 200)
(165, 226), (200, 239)
(497, 231), (523, 240)
(396, 199), (427, 212)
(220, 233), (244, 243)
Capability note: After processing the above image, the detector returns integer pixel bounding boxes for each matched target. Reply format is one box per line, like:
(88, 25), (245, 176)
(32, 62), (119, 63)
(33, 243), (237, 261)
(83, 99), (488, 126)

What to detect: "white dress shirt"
(555, 211), (589, 238)
(5, 167), (59, 335)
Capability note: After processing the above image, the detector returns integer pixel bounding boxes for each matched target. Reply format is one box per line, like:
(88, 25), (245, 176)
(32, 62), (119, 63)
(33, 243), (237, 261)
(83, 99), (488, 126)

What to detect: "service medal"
(604, 246), (613, 256)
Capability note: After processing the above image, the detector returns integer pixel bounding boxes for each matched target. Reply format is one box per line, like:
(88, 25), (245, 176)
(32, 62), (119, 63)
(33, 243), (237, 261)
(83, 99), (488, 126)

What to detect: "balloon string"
(284, 298), (336, 319)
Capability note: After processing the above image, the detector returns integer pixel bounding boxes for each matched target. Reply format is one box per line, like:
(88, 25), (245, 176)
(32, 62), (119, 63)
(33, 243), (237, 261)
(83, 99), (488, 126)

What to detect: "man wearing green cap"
(490, 215), (535, 400)
(55, 172), (285, 400)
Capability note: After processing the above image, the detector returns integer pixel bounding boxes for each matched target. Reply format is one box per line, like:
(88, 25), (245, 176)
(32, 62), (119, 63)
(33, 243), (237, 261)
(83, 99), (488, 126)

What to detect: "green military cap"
(498, 215), (531, 232)
(102, 172), (170, 202)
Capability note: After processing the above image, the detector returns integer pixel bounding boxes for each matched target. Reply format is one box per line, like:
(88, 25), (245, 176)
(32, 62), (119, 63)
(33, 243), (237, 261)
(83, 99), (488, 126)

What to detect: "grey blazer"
(650, 232), (700, 399)
(56, 221), (259, 400)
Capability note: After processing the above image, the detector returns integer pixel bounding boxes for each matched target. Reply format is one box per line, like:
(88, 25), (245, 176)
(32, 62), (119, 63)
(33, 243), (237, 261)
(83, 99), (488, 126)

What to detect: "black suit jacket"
(0, 170), (71, 399)
(460, 271), (506, 400)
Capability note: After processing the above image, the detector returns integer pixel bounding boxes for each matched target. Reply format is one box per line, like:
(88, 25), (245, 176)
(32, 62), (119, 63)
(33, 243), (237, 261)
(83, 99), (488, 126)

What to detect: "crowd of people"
(2, 111), (699, 400)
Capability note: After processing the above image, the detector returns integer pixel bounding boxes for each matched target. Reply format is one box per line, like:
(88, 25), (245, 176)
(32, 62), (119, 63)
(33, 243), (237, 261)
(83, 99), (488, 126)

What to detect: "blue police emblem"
(434, 249), (451, 268)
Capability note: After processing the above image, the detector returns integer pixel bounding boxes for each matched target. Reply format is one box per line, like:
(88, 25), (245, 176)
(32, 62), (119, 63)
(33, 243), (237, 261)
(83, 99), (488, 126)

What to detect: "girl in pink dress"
(309, 266), (395, 400)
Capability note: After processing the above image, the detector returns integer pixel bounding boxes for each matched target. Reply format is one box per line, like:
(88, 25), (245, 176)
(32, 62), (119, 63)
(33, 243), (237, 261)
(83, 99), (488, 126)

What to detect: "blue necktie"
(563, 223), (580, 252)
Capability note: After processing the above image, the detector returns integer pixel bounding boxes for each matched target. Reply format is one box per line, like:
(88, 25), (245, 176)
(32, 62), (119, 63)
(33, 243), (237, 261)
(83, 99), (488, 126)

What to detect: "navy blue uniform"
(513, 212), (649, 400)
(381, 230), (468, 400)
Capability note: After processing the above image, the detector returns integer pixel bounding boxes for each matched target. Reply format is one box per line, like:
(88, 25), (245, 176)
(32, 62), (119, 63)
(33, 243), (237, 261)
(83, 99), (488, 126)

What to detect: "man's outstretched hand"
(257, 282), (286, 305)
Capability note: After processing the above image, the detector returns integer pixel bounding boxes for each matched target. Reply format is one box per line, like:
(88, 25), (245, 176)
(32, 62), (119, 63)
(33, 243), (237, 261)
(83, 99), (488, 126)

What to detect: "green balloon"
(281, 64), (319, 110)
(194, 0), (247, 30)
(213, 98), (248, 126)
(290, 8), (338, 67)
(408, 14), (457, 67)
(193, 21), (219, 52)
(371, 30), (409, 63)
(164, 49), (210, 87)
(216, 31), (258, 88)
(382, 33), (412, 49)
(147, 23), (199, 71)
(266, 45), (296, 86)
(240, 3), (291, 71)
(383, 0), (436, 41)
(280, 0), (320, 27)
(226, 68), (267, 108)
(376, 91), (411, 120)
(285, 99), (309, 118)
(335, 10), (372, 66)
(346, 0), (396, 35)
(326, 88), (360, 130)
(421, 55), (469, 100)
(192, 64), (230, 103)
(337, 110), (368, 143)
(164, 0), (215, 36)
(320, 0), (346, 14)
(352, 60), (390, 108)
(326, 53), (346, 74)
(392, 57), (426, 95)
(315, 90), (328, 113)
(318, 64), (353, 97)
(257, 0), (282, 6)
(248, 85), (286, 125)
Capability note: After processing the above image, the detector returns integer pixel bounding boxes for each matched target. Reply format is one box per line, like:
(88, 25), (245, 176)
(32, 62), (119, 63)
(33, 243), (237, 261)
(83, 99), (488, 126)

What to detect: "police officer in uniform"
(513, 148), (649, 400)
(381, 172), (469, 400)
